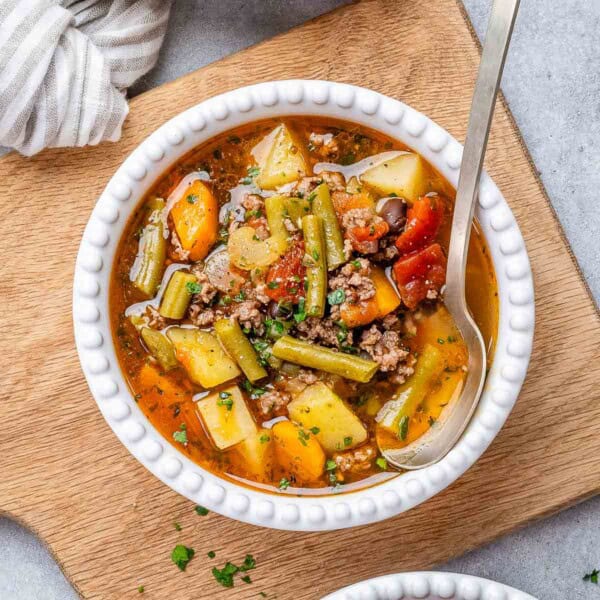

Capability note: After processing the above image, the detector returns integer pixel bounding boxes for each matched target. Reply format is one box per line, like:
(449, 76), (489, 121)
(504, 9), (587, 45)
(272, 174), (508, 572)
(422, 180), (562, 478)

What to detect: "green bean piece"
(214, 318), (268, 382)
(265, 195), (288, 240)
(393, 343), (444, 422)
(312, 183), (346, 270)
(272, 335), (378, 383)
(265, 195), (311, 241)
(141, 327), (179, 371)
(301, 214), (327, 317)
(131, 198), (167, 297)
(159, 271), (198, 319)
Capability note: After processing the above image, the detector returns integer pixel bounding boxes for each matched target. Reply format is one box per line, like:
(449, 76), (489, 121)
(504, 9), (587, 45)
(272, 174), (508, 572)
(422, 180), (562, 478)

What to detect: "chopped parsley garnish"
(327, 289), (346, 305)
(267, 281), (279, 289)
(584, 569), (599, 584)
(340, 343), (359, 355)
(343, 436), (353, 447)
(173, 423), (188, 445)
(259, 434), (270, 444)
(217, 393), (234, 410)
(293, 297), (307, 323)
(241, 166), (261, 185)
(208, 550), (216, 558)
(311, 248), (320, 261)
(351, 259), (361, 269)
(173, 521), (182, 531)
(447, 335), (457, 343)
(376, 457), (388, 470)
(428, 416), (436, 426)
(398, 415), (409, 440)
(212, 554), (257, 588)
(194, 505), (209, 516)
(212, 562), (239, 587)
(242, 379), (267, 398)
(309, 426), (320, 435)
(185, 281), (202, 294)
(171, 545), (195, 571)
(186, 194), (198, 204)
(307, 191), (317, 203)
(437, 337), (445, 344)
(265, 318), (285, 338)
(138, 585), (145, 593)
(278, 477), (291, 490)
(326, 459), (337, 471)
(298, 429), (310, 446)
(234, 290), (246, 302)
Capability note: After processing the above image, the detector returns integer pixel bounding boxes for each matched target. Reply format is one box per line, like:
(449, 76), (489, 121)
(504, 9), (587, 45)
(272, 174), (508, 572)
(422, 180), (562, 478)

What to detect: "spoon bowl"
(383, 0), (520, 469)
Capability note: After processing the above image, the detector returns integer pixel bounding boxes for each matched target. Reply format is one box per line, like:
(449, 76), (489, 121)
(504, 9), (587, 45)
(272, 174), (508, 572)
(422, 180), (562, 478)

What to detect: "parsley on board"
(171, 545), (195, 571)
(212, 562), (239, 588)
(173, 522), (182, 531)
(208, 550), (216, 559)
(172, 423), (188, 445)
(137, 585), (145, 593)
(211, 554), (257, 588)
(584, 569), (600, 584)
(194, 505), (209, 516)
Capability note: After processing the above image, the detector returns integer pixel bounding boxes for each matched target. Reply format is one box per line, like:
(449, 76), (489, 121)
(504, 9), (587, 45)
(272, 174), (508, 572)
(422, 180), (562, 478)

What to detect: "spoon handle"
(445, 0), (520, 301)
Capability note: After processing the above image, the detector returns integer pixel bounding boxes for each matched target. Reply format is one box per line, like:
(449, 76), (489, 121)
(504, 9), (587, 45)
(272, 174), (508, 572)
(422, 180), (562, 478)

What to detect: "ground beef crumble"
(333, 443), (377, 474)
(230, 299), (264, 334)
(359, 325), (410, 372)
(328, 258), (376, 308)
(295, 317), (353, 348)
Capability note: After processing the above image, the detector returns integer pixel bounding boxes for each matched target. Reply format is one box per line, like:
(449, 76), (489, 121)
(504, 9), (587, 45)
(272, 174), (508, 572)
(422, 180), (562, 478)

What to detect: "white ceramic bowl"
(322, 572), (538, 600)
(73, 80), (534, 531)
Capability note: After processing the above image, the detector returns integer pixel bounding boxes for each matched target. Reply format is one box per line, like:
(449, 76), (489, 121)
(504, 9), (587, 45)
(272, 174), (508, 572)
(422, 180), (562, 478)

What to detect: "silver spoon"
(383, 0), (520, 470)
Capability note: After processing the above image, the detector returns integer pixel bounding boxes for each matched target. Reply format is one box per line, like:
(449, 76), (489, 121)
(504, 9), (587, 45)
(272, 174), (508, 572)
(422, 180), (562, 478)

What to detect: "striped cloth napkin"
(0, 0), (173, 156)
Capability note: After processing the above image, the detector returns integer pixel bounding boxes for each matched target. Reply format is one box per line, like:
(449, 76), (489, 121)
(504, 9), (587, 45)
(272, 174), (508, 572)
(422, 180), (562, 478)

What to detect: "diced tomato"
(392, 243), (447, 309)
(395, 195), (444, 254)
(265, 241), (306, 303)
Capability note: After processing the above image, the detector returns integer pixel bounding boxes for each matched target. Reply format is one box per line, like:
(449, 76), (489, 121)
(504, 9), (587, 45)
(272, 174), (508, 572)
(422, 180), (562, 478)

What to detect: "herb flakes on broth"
(110, 117), (498, 494)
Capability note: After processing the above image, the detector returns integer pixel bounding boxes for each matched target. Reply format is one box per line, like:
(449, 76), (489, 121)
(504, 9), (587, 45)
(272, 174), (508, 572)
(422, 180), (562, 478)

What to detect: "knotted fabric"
(0, 0), (173, 156)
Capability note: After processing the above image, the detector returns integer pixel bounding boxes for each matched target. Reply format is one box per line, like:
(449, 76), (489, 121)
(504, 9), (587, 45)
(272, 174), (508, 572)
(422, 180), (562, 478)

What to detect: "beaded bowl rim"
(73, 79), (535, 531)
(322, 571), (538, 599)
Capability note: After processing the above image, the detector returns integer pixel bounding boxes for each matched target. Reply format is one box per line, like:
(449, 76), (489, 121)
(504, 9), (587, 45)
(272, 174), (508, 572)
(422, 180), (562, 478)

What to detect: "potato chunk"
(234, 428), (275, 482)
(196, 385), (257, 450)
(167, 328), (240, 388)
(288, 382), (367, 453)
(360, 153), (429, 203)
(255, 124), (309, 189)
(227, 226), (287, 270)
(272, 420), (325, 481)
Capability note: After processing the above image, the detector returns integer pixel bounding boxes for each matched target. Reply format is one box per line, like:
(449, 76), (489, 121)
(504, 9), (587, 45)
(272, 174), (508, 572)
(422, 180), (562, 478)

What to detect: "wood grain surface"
(1, 1), (599, 598)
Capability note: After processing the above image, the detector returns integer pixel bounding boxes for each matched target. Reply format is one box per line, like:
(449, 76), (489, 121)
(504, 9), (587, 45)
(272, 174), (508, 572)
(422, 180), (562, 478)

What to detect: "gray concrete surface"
(1, 1), (598, 598)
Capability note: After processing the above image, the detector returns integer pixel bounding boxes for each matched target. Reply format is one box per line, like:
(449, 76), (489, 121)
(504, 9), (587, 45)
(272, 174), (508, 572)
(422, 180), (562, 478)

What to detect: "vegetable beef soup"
(110, 117), (498, 494)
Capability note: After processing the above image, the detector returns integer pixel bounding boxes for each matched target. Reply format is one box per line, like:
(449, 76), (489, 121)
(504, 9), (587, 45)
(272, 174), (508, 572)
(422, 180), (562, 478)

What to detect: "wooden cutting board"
(1, 1), (599, 598)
